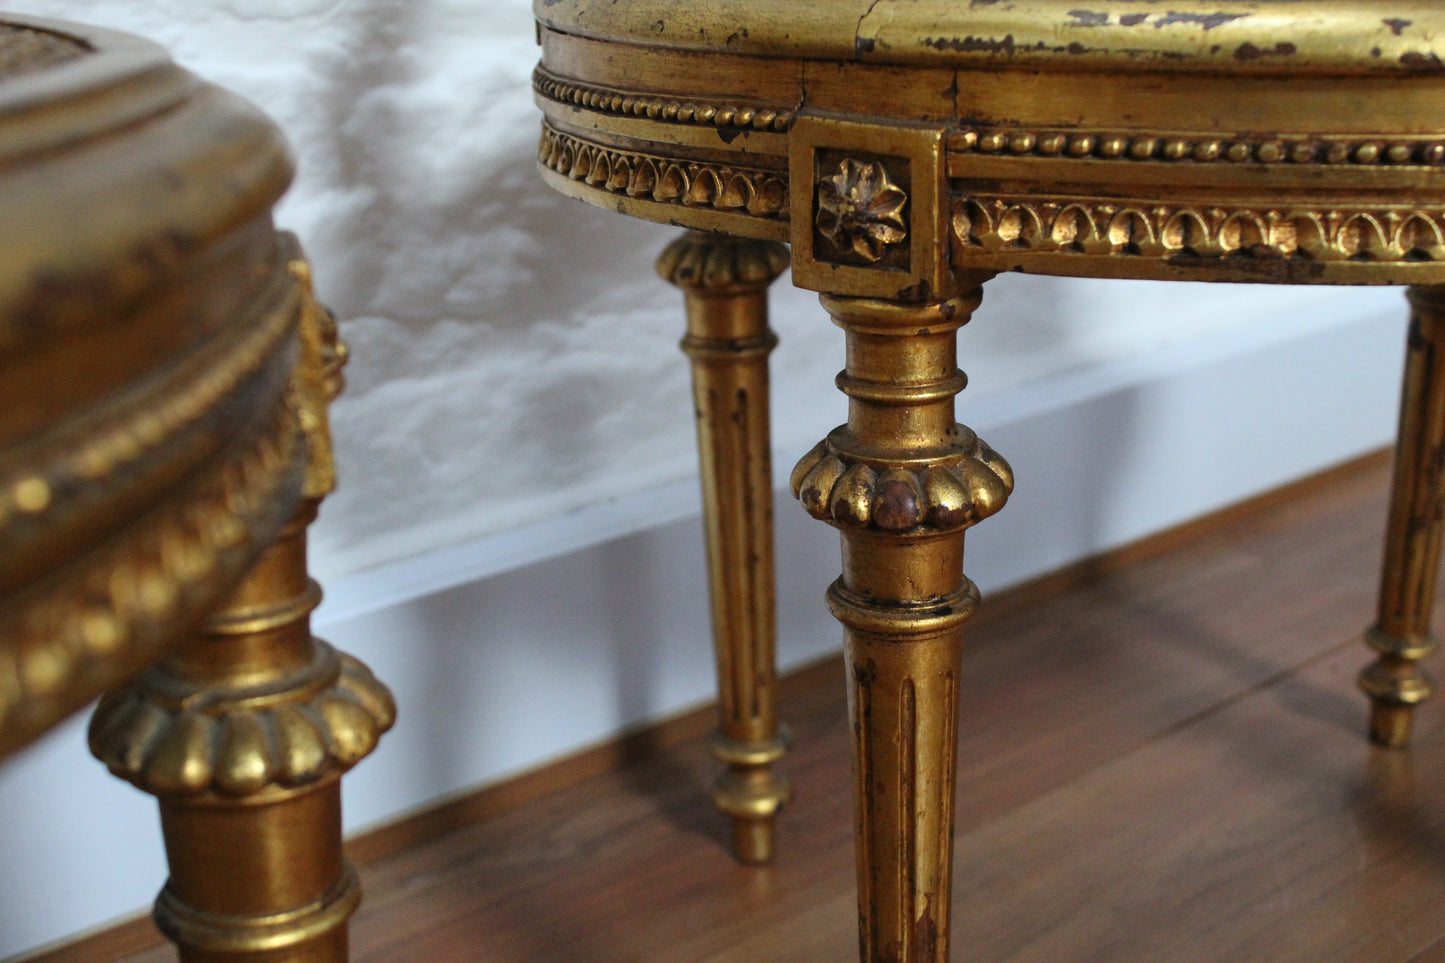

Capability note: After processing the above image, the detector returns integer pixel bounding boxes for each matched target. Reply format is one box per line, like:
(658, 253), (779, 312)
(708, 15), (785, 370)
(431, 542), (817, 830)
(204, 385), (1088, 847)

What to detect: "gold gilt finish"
(0, 15), (299, 760)
(537, 0), (1445, 73)
(534, 1), (1445, 958)
(658, 232), (793, 863)
(790, 288), (1011, 963)
(90, 254), (396, 962)
(1360, 285), (1445, 747)
(0, 15), (391, 963)
(536, 3), (1445, 286)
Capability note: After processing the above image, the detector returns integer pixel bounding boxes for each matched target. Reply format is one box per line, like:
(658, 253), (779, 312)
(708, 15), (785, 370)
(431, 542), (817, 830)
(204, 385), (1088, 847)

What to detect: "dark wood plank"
(15, 917), (162, 963)
(43, 449), (1445, 963)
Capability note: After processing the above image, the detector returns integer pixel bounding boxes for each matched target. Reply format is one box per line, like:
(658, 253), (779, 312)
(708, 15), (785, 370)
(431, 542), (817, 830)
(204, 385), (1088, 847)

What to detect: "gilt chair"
(533, 2), (1445, 959)
(0, 16), (392, 962)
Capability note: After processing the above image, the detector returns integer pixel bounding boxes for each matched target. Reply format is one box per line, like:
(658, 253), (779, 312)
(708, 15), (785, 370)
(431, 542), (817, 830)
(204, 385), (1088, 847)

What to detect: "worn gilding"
(0, 14), (300, 757)
(0, 14), (390, 963)
(538, 1), (1445, 960)
(538, 0), (1445, 74)
(661, 231), (793, 864)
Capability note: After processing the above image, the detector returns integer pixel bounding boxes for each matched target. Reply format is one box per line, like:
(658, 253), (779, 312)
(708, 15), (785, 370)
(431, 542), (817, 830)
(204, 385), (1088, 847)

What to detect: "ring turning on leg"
(658, 231), (793, 863)
(1361, 285), (1445, 747)
(89, 256), (394, 962)
(790, 284), (1011, 963)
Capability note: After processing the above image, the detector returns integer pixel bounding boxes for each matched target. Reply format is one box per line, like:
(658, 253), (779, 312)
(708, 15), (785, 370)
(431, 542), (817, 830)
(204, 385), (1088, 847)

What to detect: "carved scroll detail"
(289, 259), (347, 499)
(539, 124), (787, 220)
(953, 195), (1445, 264)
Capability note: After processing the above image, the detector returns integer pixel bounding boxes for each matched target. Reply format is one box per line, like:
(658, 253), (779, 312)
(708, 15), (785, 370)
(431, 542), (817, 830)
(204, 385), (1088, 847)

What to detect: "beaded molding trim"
(0, 271), (298, 557)
(952, 127), (1445, 166)
(0, 398), (304, 754)
(534, 67), (794, 133)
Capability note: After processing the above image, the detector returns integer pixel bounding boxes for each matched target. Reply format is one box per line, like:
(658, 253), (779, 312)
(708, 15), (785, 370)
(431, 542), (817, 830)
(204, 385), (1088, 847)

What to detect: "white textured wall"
(19, 0), (1395, 581)
(0, 1), (1412, 958)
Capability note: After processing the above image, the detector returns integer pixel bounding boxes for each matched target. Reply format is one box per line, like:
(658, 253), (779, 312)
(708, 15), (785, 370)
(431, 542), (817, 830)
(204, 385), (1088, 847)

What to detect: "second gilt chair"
(0, 15), (392, 962)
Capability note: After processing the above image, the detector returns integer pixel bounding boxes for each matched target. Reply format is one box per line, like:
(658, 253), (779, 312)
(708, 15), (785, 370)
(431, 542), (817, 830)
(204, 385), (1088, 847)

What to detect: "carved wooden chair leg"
(1360, 285), (1445, 747)
(88, 254), (395, 962)
(790, 284), (1011, 962)
(658, 231), (793, 864)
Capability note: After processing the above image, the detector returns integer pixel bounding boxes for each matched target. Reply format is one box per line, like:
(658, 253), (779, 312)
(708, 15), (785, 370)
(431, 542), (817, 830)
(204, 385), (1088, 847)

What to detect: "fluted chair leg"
(1360, 285), (1445, 747)
(790, 283), (1011, 962)
(658, 231), (793, 863)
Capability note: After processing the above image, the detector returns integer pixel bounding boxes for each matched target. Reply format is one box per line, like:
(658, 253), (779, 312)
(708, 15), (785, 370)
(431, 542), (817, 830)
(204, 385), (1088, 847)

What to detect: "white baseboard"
(0, 292), (1407, 959)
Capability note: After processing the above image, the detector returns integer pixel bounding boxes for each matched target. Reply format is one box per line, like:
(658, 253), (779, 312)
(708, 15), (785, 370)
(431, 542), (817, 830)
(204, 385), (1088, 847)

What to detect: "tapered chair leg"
(1360, 285), (1445, 747)
(790, 283), (1011, 962)
(89, 256), (395, 962)
(658, 231), (793, 864)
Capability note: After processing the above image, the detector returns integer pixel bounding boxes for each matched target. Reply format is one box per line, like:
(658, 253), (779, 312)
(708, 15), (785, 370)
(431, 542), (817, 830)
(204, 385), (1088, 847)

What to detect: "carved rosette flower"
(790, 433), (1013, 534)
(815, 158), (909, 262)
(88, 646), (396, 799)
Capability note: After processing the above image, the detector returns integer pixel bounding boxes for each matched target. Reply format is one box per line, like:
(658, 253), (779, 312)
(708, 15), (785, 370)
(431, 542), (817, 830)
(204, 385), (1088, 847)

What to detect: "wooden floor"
(58, 451), (1445, 962)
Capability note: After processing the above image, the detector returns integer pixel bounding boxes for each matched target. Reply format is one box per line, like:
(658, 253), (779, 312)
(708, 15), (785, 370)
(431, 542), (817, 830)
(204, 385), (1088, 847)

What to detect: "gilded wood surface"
(0, 15), (302, 758)
(75, 454), (1428, 963)
(537, 0), (1445, 74)
(2, 23), (392, 963)
(88, 252), (395, 962)
(1359, 287), (1445, 746)
(534, 5), (1445, 961)
(791, 289), (1010, 963)
(536, 4), (1445, 284)
(659, 232), (793, 864)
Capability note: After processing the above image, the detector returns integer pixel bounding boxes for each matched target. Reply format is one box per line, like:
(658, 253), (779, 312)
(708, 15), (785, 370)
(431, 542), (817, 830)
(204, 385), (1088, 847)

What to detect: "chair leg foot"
(709, 730), (791, 864)
(1368, 702), (1419, 748)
